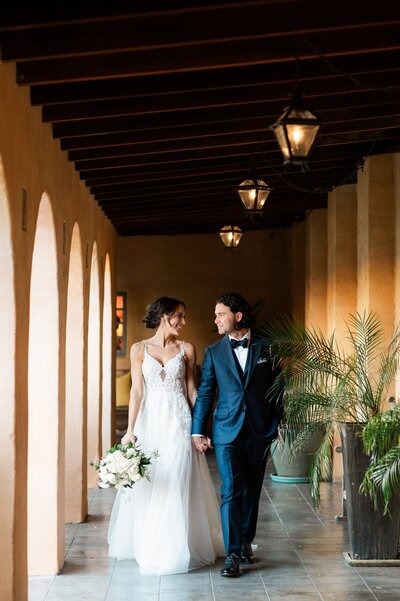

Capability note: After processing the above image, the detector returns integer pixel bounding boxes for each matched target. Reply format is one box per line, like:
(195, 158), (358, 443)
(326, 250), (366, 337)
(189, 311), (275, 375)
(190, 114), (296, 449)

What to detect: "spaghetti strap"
(143, 340), (148, 354)
(181, 341), (186, 356)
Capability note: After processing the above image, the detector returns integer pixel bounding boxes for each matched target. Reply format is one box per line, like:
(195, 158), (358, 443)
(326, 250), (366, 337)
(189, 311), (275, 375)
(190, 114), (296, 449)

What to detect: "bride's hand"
(193, 435), (212, 453)
(121, 431), (137, 445)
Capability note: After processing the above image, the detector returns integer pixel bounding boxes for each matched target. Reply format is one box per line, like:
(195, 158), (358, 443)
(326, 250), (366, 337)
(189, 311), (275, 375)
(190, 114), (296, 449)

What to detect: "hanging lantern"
(270, 89), (321, 166)
(219, 225), (242, 248)
(235, 177), (273, 214)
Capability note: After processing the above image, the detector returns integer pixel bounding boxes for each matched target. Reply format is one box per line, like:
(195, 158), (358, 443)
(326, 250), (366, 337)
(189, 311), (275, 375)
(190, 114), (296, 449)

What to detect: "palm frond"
(360, 446), (400, 514)
(309, 431), (334, 508)
(360, 406), (400, 514)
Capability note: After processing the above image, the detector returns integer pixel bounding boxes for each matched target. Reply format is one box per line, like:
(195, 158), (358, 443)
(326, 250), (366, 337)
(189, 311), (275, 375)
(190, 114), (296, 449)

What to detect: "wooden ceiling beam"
(42, 76), (400, 123)
(16, 24), (400, 85)
(3, 1), (398, 61)
(70, 137), (365, 163)
(74, 132), (398, 173)
(108, 199), (327, 225)
(53, 104), (400, 142)
(30, 50), (400, 106)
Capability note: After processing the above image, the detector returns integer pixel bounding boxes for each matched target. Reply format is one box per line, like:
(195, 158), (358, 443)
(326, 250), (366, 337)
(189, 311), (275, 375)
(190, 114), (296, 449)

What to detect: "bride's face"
(164, 304), (186, 336)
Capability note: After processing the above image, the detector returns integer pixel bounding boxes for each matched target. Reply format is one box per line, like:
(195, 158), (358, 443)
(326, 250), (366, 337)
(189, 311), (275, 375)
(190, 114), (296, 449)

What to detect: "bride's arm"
(184, 342), (197, 410)
(121, 342), (144, 445)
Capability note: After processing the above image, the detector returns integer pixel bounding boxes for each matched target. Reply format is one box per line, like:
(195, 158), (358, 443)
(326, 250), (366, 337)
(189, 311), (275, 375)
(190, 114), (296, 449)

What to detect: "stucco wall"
(0, 59), (116, 598)
(116, 229), (292, 370)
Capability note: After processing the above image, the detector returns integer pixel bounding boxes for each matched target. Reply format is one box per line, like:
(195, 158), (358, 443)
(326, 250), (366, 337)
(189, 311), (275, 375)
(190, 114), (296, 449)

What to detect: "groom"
(192, 292), (282, 577)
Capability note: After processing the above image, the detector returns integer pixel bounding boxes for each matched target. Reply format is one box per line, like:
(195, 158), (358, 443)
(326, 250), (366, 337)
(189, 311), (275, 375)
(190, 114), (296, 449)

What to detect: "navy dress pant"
(214, 418), (270, 556)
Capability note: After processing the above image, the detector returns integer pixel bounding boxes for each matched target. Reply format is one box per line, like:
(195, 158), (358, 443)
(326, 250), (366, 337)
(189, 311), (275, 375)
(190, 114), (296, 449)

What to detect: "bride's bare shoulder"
(183, 341), (196, 357)
(130, 340), (146, 359)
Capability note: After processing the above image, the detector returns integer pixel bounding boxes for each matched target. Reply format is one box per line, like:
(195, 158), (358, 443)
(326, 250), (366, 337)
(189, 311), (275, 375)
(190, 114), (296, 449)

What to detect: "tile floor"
(29, 455), (400, 601)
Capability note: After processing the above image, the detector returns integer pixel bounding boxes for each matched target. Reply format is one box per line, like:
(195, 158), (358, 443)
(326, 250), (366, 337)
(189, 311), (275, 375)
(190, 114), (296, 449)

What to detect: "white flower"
(90, 441), (158, 490)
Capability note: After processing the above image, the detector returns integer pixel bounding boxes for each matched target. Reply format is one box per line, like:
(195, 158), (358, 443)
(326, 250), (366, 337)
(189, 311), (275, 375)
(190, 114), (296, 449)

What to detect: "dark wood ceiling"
(1, 1), (400, 235)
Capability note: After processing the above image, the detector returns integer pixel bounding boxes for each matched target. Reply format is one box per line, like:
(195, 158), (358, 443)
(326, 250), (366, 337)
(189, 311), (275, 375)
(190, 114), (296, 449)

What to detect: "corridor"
(29, 456), (399, 601)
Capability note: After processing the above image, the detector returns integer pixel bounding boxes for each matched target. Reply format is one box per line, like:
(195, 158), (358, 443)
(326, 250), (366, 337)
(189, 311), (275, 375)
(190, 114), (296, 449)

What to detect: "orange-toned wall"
(0, 59), (116, 599)
(116, 229), (292, 370)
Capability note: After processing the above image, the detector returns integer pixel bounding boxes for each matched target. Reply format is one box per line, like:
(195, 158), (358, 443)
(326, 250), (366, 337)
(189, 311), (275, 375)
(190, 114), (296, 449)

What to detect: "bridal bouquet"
(91, 442), (159, 489)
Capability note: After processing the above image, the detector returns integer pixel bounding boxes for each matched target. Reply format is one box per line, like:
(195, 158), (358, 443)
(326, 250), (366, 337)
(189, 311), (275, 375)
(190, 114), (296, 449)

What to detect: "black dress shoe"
(220, 554), (241, 577)
(240, 543), (255, 564)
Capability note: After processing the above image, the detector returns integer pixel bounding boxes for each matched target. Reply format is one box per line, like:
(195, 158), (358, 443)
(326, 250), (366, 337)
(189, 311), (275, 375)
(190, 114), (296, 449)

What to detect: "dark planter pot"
(270, 427), (324, 483)
(339, 422), (400, 560)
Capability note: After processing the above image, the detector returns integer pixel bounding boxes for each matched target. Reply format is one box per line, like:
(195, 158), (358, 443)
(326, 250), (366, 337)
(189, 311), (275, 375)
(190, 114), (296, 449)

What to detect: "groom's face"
(214, 303), (242, 336)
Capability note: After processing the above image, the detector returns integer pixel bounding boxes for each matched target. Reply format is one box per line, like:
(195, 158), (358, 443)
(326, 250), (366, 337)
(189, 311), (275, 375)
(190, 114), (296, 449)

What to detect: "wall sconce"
(219, 225), (242, 248)
(235, 177), (273, 214)
(270, 86), (321, 167)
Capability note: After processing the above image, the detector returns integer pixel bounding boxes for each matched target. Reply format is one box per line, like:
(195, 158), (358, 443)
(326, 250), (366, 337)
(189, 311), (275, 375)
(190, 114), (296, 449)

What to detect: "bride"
(108, 296), (224, 575)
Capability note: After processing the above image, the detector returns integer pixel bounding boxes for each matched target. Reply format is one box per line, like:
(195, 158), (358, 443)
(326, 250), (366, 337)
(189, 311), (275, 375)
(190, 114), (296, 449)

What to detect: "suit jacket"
(192, 334), (283, 444)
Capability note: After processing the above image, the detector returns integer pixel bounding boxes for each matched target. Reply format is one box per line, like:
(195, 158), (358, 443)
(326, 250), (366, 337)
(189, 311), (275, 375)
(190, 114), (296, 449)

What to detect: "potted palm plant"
(270, 423), (325, 483)
(262, 312), (400, 561)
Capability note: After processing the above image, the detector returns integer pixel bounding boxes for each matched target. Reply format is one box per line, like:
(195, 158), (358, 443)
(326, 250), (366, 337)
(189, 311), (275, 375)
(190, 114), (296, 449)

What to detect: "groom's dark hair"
(216, 292), (254, 329)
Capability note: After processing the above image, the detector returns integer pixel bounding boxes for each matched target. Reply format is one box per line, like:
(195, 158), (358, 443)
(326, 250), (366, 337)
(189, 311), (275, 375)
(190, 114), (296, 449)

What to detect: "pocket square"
(257, 357), (268, 364)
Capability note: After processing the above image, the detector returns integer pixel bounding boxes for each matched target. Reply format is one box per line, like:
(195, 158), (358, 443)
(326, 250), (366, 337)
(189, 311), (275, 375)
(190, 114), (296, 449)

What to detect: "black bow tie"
(230, 338), (248, 349)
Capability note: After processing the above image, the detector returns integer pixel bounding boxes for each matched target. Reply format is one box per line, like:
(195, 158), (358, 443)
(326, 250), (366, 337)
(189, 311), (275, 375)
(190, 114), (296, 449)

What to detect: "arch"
(87, 242), (101, 487)
(102, 253), (113, 452)
(28, 192), (61, 574)
(0, 159), (17, 597)
(65, 222), (85, 522)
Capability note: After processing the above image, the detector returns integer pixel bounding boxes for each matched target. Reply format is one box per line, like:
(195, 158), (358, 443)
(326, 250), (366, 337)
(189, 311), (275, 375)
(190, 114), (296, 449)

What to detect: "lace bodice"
(139, 341), (191, 437)
(142, 341), (187, 394)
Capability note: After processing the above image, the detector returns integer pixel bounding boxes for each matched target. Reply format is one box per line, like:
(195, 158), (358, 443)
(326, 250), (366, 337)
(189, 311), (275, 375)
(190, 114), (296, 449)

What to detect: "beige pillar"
(327, 185), (358, 340)
(291, 221), (306, 322)
(394, 155), (400, 400)
(327, 184), (357, 480)
(358, 155), (396, 336)
(358, 154), (396, 406)
(305, 208), (328, 333)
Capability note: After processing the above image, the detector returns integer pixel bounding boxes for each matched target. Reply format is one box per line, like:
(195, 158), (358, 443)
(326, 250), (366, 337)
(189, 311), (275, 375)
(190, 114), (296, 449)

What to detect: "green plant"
(262, 312), (400, 512)
(360, 404), (400, 514)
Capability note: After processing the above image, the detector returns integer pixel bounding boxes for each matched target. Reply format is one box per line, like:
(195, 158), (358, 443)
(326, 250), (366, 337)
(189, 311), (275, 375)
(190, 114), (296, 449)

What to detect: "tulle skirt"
(108, 398), (224, 575)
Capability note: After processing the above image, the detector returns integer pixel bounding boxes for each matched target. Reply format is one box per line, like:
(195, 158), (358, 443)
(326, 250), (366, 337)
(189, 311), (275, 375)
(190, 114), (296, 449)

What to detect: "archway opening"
(87, 242), (101, 487)
(102, 253), (113, 452)
(28, 193), (61, 575)
(65, 222), (85, 522)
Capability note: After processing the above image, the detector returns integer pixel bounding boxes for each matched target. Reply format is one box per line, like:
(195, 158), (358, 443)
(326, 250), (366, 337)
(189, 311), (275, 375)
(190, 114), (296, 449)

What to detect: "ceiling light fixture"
(270, 84), (321, 169)
(219, 225), (242, 249)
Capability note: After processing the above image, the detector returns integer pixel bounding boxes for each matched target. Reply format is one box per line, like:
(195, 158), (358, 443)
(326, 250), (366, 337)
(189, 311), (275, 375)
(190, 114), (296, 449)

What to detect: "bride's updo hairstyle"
(143, 296), (186, 329)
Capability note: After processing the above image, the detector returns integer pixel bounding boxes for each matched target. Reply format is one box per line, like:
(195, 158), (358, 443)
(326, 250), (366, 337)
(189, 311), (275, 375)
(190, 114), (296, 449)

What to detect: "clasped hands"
(192, 435), (213, 454)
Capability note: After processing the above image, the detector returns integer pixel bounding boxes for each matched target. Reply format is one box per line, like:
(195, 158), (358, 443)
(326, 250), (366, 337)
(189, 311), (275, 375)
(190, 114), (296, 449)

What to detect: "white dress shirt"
(229, 330), (251, 371)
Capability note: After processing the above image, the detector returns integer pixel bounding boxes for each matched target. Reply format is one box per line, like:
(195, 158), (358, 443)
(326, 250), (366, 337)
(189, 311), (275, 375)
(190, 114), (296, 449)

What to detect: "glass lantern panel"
(286, 123), (320, 157)
(287, 108), (317, 120)
(233, 231), (242, 246)
(272, 124), (290, 159)
(257, 188), (270, 209)
(238, 189), (254, 210)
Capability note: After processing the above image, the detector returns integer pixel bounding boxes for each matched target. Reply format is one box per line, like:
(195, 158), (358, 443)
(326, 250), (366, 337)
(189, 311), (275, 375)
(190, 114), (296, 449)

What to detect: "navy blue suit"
(192, 334), (282, 555)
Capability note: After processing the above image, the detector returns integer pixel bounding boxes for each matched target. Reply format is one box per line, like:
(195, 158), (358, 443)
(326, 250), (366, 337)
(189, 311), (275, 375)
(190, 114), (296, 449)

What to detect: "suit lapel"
(220, 335), (243, 385)
(244, 338), (264, 387)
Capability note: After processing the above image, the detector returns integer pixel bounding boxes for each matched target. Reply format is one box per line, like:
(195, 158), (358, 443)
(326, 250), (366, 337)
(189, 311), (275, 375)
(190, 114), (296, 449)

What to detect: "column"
(305, 208), (328, 333)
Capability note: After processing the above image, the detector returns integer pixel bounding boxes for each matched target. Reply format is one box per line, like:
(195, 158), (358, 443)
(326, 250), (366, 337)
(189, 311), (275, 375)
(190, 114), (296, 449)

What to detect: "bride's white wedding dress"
(108, 341), (224, 575)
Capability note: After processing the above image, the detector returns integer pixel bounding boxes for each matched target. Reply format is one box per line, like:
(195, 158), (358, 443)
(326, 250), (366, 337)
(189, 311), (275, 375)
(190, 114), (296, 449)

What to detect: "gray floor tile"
(28, 455), (400, 601)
